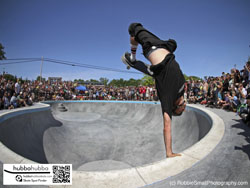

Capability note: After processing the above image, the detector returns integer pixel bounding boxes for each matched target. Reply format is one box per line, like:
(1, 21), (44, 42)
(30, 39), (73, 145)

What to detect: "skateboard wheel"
(127, 66), (130, 70)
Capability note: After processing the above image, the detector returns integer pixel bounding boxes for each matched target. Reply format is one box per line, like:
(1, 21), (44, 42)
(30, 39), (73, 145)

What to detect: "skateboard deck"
(121, 55), (153, 77)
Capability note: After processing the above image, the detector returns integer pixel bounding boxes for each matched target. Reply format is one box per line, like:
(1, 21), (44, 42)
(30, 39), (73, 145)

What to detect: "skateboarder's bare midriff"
(130, 36), (170, 65)
(148, 48), (170, 65)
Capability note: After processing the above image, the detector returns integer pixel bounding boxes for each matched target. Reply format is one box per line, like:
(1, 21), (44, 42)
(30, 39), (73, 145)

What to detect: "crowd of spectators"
(1, 61), (250, 126)
(0, 75), (158, 110)
(76, 86), (159, 101)
(185, 63), (250, 125)
(0, 77), (33, 110)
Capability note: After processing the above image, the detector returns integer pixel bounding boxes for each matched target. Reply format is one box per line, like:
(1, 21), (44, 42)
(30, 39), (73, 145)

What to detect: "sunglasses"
(176, 100), (186, 109)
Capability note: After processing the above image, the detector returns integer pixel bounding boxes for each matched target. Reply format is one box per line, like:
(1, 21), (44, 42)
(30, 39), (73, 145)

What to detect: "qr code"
(52, 165), (71, 183)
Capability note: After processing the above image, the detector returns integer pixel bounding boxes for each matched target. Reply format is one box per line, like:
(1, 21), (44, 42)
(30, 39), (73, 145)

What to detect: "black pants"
(128, 23), (185, 117)
(128, 23), (177, 57)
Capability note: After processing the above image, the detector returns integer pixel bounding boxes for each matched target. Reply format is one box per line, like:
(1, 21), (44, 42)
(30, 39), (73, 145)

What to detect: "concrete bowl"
(0, 101), (225, 188)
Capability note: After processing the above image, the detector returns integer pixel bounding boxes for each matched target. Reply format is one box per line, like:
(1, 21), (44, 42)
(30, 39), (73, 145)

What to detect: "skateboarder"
(122, 23), (186, 158)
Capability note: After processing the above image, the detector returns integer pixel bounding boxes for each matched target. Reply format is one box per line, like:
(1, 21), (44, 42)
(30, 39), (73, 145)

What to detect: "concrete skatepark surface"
(0, 101), (211, 171)
(0, 101), (249, 187)
(146, 105), (250, 188)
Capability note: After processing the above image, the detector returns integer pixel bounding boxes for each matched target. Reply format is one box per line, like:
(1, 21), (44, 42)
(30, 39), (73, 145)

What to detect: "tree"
(3, 74), (15, 81)
(90, 79), (99, 84)
(183, 74), (202, 81)
(189, 76), (202, 81)
(109, 78), (125, 87)
(183, 74), (189, 81)
(109, 77), (144, 87)
(0, 43), (6, 60)
(127, 78), (142, 87)
(141, 75), (155, 86)
(36, 76), (46, 82)
(99, 77), (109, 86)
(74, 79), (85, 84)
(108, 79), (116, 87)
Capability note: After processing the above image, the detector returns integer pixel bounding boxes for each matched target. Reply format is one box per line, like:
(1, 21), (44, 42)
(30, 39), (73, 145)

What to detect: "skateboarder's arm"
(163, 112), (181, 158)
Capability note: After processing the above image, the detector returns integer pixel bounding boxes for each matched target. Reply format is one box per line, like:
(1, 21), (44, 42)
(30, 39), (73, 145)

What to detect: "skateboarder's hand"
(167, 153), (181, 158)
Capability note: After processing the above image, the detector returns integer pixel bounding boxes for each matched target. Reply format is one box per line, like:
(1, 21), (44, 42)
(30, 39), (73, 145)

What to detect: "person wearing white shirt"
(10, 93), (18, 108)
(238, 83), (247, 105)
(15, 80), (21, 94)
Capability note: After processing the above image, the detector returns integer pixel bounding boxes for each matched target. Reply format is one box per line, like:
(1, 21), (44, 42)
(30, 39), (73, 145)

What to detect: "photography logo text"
(13, 165), (49, 172)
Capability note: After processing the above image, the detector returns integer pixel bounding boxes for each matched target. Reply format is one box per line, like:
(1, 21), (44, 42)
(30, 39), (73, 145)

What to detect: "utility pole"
(40, 56), (44, 83)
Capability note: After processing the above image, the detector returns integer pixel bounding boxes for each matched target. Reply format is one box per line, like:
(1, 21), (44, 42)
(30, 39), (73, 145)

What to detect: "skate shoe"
(121, 52), (135, 70)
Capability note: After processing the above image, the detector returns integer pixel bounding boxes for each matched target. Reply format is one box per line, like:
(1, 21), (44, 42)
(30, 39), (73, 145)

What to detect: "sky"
(0, 0), (250, 81)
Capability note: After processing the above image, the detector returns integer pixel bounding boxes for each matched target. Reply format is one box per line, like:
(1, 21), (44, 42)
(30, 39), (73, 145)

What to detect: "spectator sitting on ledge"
(3, 92), (10, 109)
(10, 93), (18, 109)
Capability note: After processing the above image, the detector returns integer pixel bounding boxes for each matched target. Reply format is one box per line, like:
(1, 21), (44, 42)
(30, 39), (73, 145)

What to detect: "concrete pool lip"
(0, 101), (225, 188)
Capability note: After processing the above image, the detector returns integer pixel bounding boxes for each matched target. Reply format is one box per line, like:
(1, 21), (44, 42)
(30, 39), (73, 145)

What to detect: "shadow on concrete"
(0, 110), (62, 163)
(232, 119), (250, 160)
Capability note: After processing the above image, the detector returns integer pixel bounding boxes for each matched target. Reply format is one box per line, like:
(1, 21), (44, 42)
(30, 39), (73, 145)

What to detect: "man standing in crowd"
(15, 79), (21, 95)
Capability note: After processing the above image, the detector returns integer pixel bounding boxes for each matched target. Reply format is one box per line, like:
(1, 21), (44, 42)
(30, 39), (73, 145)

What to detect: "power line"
(4, 58), (41, 61)
(0, 59), (41, 65)
(0, 57), (143, 75)
(44, 58), (141, 74)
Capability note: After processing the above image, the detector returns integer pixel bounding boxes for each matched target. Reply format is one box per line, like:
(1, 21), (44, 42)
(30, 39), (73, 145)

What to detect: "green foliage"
(183, 74), (189, 81)
(36, 76), (46, 82)
(74, 79), (85, 84)
(141, 75), (155, 86)
(184, 74), (202, 81)
(90, 79), (99, 84)
(127, 78), (141, 87)
(99, 77), (109, 86)
(3, 74), (15, 81)
(1, 73), (29, 83)
(108, 78), (142, 87)
(189, 76), (202, 81)
(0, 43), (6, 60)
(109, 78), (125, 87)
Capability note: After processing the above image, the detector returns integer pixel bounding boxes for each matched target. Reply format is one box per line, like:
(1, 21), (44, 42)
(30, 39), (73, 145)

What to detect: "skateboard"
(121, 53), (154, 77)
